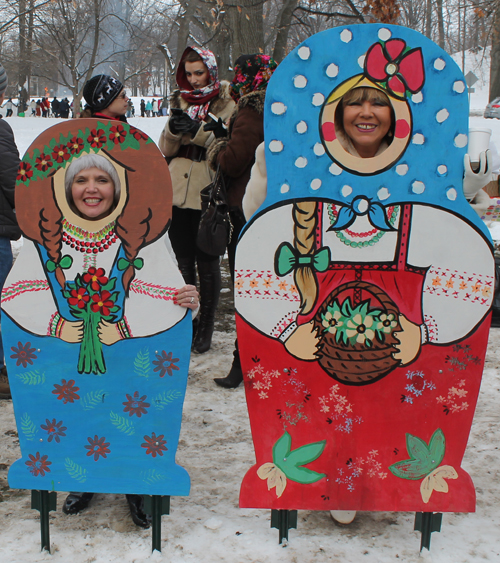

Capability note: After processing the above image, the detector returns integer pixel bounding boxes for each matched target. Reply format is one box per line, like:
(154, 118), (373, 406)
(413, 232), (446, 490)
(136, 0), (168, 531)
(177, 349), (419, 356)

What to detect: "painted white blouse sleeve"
(407, 205), (494, 344)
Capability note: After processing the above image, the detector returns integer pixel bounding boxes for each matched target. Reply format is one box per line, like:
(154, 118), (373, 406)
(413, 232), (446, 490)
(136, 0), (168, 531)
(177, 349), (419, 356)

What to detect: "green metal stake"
(144, 495), (170, 553)
(271, 509), (297, 544)
(31, 490), (57, 552)
(414, 512), (442, 552)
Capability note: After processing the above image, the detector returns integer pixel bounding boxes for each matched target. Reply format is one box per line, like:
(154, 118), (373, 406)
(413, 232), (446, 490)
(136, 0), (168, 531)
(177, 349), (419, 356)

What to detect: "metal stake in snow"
(271, 509), (297, 544)
(144, 495), (170, 552)
(414, 511), (442, 551)
(31, 490), (57, 553)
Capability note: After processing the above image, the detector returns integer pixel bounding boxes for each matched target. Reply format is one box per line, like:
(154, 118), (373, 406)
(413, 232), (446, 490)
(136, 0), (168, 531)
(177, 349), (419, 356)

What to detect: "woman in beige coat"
(159, 47), (234, 353)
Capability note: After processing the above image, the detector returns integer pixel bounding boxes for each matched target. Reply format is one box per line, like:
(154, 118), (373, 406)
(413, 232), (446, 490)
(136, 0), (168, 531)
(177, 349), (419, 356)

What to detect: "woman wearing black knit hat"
(81, 74), (129, 121)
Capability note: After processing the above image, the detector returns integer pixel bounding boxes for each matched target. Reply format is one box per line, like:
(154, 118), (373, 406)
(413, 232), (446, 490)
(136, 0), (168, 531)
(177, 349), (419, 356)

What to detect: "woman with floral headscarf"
(159, 47), (235, 354)
(206, 54), (278, 388)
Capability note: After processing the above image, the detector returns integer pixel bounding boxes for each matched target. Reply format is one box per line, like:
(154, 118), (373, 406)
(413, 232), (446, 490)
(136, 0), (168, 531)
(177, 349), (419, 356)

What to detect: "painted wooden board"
(235, 24), (494, 512)
(2, 120), (191, 495)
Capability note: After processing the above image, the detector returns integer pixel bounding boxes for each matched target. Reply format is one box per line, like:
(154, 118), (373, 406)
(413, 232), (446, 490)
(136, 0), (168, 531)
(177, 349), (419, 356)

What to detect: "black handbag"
(197, 166), (233, 256)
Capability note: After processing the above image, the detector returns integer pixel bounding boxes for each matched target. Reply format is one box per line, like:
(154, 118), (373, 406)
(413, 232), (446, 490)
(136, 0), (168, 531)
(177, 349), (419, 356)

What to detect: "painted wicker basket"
(313, 281), (402, 385)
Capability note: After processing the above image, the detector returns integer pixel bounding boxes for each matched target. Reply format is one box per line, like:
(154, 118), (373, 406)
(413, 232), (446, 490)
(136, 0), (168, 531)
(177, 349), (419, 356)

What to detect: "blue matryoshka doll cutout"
(234, 25), (494, 512)
(2, 120), (191, 496)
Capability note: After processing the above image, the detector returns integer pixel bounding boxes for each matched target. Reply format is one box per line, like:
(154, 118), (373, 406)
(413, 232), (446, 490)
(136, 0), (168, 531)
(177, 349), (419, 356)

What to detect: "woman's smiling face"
(71, 167), (115, 220)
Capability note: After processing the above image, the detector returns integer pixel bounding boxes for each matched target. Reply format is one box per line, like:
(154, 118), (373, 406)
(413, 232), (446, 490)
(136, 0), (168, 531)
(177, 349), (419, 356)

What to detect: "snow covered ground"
(2, 60), (500, 562)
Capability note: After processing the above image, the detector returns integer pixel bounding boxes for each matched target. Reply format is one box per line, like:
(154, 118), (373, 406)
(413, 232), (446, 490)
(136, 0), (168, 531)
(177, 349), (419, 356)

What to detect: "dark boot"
(62, 492), (94, 515)
(126, 494), (151, 528)
(214, 349), (243, 388)
(0, 366), (11, 400)
(192, 259), (221, 354)
(177, 257), (199, 340)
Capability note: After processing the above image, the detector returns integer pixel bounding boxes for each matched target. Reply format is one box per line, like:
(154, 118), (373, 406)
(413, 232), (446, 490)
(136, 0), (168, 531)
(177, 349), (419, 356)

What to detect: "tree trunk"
(18, 0), (27, 89)
(273, 0), (299, 63)
(424, 0), (432, 39)
(227, 0), (264, 58)
(175, 1), (198, 69)
(490, 2), (500, 101)
(436, 0), (445, 49)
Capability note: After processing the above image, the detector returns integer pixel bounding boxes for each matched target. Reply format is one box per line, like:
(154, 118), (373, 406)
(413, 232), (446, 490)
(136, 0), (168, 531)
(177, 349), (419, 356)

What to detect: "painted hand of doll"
(284, 320), (320, 360)
(59, 320), (84, 343)
(174, 284), (199, 310)
(463, 150), (492, 199)
(392, 314), (421, 365)
(98, 320), (121, 346)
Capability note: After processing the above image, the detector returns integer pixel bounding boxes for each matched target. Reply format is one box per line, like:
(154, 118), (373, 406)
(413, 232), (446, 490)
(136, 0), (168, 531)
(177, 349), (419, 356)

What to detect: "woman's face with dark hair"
(71, 167), (115, 221)
(184, 61), (210, 89)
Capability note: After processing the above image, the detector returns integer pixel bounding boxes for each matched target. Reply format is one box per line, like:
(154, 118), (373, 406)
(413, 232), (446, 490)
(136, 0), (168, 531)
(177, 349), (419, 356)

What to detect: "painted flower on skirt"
(17, 161), (33, 181)
(129, 126), (148, 141)
(25, 452), (52, 476)
(152, 351), (180, 378)
(123, 391), (150, 417)
(40, 418), (67, 443)
(85, 435), (111, 461)
(67, 136), (84, 154)
(34, 153), (53, 172)
(68, 287), (90, 309)
(87, 128), (106, 149)
(83, 267), (108, 291)
(141, 432), (167, 457)
(90, 291), (114, 316)
(52, 379), (80, 404)
(110, 124), (127, 144)
(51, 144), (71, 164)
(10, 341), (37, 368)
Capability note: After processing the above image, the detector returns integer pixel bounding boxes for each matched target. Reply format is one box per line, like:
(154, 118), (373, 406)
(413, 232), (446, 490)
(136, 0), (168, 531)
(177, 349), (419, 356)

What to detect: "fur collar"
(237, 89), (265, 114)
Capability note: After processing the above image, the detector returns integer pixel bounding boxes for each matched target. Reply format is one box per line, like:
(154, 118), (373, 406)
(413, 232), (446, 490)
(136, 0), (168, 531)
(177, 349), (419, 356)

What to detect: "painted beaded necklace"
(327, 204), (399, 248)
(62, 218), (119, 254)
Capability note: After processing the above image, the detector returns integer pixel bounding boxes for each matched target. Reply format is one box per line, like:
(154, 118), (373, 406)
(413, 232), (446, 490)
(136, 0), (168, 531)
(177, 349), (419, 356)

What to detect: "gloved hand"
(169, 112), (200, 136)
(203, 117), (228, 139)
(463, 150), (492, 199)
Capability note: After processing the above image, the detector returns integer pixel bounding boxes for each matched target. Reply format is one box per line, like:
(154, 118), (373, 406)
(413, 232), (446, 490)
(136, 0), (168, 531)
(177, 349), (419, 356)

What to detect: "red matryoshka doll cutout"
(234, 25), (494, 513)
(2, 120), (192, 496)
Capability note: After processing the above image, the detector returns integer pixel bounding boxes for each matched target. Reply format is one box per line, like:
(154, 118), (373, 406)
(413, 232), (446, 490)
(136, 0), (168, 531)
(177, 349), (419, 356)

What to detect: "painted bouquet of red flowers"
(63, 267), (120, 374)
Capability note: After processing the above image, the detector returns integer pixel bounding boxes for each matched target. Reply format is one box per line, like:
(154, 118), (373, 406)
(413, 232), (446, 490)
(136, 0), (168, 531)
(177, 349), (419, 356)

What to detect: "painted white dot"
(436, 109), (449, 123)
(378, 187), (390, 200)
(295, 156), (308, 168)
(396, 164), (409, 176)
(271, 102), (287, 115)
(437, 165), (448, 175)
(340, 29), (352, 43)
(447, 188), (457, 201)
(310, 179), (322, 190)
(453, 80), (465, 94)
(412, 92), (423, 104)
(269, 140), (283, 153)
(358, 55), (365, 69)
(298, 46), (310, 60)
(312, 93), (325, 106)
(454, 134), (468, 148)
(378, 28), (392, 41)
(341, 185), (352, 197)
(412, 181), (425, 194)
(434, 58), (446, 71)
(314, 143), (325, 156)
(356, 198), (369, 213)
(412, 133), (425, 145)
(296, 121), (308, 134)
(294, 75), (307, 89)
(326, 63), (339, 78)
(280, 183), (290, 194)
(329, 163), (343, 176)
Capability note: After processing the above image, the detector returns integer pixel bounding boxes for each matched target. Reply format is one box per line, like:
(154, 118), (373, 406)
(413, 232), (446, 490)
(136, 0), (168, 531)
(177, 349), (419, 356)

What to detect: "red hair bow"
(364, 39), (425, 99)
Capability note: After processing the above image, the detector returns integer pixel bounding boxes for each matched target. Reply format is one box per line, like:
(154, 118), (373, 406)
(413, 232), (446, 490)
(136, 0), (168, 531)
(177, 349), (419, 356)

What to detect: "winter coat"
(0, 118), (21, 240)
(159, 81), (235, 210)
(207, 89), (265, 210)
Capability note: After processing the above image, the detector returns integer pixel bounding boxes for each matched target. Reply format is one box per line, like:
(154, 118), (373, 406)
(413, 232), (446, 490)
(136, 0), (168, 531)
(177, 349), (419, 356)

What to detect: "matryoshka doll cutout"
(3, 120), (191, 496)
(235, 25), (494, 512)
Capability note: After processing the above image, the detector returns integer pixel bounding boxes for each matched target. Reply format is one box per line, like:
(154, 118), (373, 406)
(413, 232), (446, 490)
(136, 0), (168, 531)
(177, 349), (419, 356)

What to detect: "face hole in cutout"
(320, 78), (412, 176)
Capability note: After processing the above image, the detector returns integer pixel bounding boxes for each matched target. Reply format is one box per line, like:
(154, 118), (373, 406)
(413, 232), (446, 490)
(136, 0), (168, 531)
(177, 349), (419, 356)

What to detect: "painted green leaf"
(110, 411), (135, 435)
(141, 469), (167, 484)
(81, 390), (106, 410)
(153, 390), (182, 409)
(273, 432), (291, 465)
(65, 458), (87, 483)
(20, 413), (37, 440)
(282, 464), (326, 484)
(285, 440), (327, 467)
(134, 348), (151, 378)
(16, 370), (45, 385)
(389, 428), (446, 480)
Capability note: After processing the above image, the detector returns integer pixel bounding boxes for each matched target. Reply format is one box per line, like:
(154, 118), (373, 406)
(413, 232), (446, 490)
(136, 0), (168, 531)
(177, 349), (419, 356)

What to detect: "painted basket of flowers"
(313, 281), (402, 385)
